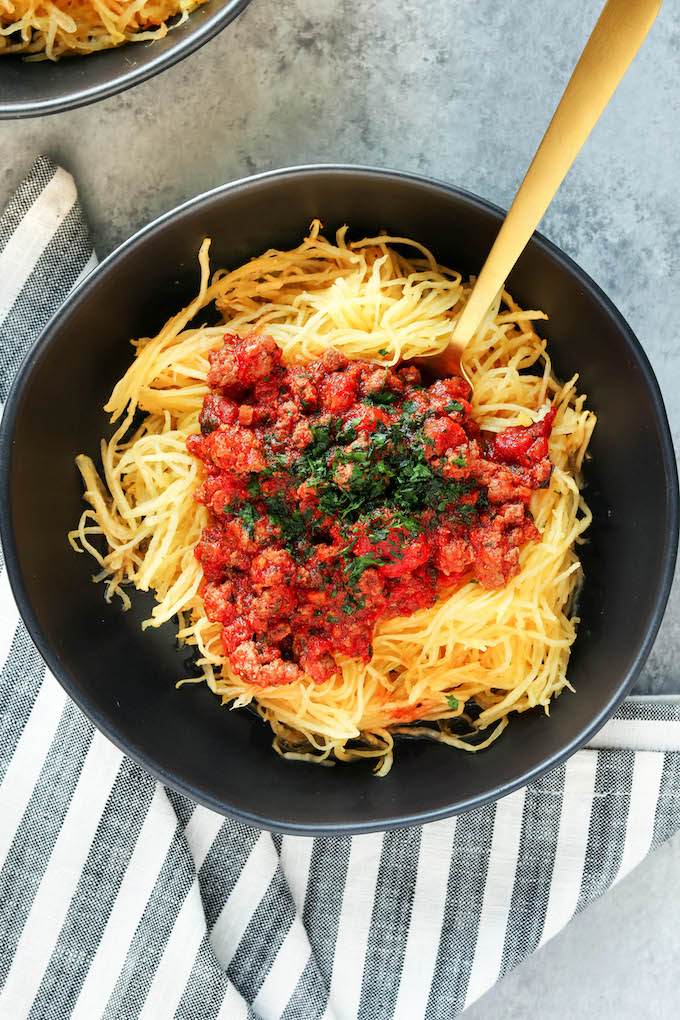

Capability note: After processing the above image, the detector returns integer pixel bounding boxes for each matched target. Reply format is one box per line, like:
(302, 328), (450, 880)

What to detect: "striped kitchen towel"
(1, 156), (680, 1020)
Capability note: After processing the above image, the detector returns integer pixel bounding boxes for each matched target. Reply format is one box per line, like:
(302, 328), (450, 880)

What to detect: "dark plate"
(1, 166), (677, 834)
(0, 0), (251, 119)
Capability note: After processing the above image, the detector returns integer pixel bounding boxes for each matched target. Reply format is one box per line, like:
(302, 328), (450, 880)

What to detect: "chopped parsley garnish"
(362, 370), (398, 406)
(336, 423), (358, 445)
(259, 494), (317, 554)
(238, 391), (478, 582)
(237, 503), (259, 537)
(364, 388), (398, 406)
(344, 553), (389, 588)
(445, 694), (460, 710)
(219, 364), (481, 593)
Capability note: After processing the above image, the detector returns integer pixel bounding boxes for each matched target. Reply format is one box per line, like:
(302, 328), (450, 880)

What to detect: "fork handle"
(450, 0), (662, 353)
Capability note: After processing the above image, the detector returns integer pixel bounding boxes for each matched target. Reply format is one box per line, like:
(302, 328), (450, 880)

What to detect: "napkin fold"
(1, 157), (679, 1020)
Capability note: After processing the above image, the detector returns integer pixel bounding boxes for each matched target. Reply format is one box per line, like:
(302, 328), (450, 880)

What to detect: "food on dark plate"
(70, 224), (595, 773)
(0, 0), (207, 60)
(190, 334), (557, 686)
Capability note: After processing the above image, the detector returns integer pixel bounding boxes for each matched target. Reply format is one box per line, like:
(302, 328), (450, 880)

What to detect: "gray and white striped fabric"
(1, 157), (679, 1020)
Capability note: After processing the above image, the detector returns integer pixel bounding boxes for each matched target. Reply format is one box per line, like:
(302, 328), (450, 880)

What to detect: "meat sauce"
(187, 333), (556, 687)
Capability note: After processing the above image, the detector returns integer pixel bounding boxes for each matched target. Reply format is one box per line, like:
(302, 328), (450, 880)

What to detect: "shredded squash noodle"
(69, 223), (596, 775)
(0, 0), (206, 59)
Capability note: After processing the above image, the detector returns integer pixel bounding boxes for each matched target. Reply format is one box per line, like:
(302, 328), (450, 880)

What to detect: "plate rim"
(0, 0), (252, 119)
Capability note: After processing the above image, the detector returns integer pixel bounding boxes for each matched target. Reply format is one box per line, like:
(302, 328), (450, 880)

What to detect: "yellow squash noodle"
(0, 0), (206, 59)
(69, 222), (596, 775)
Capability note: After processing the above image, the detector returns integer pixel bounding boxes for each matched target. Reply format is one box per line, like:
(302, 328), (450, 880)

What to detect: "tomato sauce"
(187, 333), (556, 686)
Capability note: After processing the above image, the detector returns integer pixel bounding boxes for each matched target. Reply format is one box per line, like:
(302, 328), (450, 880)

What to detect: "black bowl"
(0, 0), (251, 119)
(1, 166), (677, 834)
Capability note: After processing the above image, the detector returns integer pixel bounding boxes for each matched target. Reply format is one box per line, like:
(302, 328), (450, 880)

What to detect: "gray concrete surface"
(1, 0), (679, 1014)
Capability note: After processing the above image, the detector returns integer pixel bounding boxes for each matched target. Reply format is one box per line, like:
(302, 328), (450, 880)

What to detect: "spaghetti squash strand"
(0, 0), (205, 59)
(69, 223), (595, 775)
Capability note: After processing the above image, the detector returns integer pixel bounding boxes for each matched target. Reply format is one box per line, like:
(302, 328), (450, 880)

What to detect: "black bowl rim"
(0, 0), (252, 119)
(1, 164), (678, 834)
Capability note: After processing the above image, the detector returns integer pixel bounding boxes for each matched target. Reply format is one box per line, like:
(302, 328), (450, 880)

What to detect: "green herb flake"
(364, 388), (398, 407)
(238, 503), (259, 538)
(445, 694), (460, 710)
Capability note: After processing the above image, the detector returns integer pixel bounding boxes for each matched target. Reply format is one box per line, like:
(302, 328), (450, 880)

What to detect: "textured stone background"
(1, 0), (679, 1014)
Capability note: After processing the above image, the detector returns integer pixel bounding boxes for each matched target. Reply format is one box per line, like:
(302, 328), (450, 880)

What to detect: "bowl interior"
(0, 0), (250, 118)
(1, 168), (677, 833)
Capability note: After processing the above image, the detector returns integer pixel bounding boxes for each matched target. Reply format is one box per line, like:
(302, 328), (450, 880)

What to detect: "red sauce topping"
(187, 333), (556, 686)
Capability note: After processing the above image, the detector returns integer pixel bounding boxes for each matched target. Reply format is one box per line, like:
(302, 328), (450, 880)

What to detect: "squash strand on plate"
(69, 222), (595, 775)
